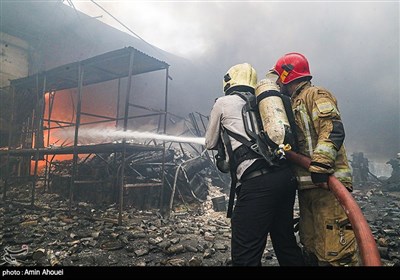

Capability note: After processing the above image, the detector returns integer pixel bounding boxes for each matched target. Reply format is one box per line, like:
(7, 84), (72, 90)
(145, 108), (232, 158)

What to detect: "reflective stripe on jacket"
(291, 82), (353, 190)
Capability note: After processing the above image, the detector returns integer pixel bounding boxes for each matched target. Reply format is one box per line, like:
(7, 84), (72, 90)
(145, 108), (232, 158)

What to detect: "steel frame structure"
(1, 47), (170, 223)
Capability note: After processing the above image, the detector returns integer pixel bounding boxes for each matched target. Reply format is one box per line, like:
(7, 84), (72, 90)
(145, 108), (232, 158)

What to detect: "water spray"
(60, 128), (206, 146)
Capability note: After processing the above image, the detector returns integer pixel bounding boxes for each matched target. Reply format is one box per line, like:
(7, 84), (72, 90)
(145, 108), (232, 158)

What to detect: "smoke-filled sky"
(69, 1), (399, 163)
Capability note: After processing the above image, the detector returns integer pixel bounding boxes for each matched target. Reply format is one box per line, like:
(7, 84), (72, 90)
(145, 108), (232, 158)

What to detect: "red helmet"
(273, 52), (312, 84)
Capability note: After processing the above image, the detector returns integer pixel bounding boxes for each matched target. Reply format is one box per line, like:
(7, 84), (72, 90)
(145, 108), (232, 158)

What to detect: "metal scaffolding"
(1, 47), (170, 224)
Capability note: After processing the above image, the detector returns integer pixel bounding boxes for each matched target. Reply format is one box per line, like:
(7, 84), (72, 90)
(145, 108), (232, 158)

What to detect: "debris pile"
(46, 148), (226, 209)
(1, 183), (398, 266)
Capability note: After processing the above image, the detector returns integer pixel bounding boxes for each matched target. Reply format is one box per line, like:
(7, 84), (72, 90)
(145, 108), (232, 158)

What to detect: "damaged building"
(1, 1), (399, 268)
(3, 47), (221, 214)
(0, 1), (228, 218)
(0, 1), (233, 267)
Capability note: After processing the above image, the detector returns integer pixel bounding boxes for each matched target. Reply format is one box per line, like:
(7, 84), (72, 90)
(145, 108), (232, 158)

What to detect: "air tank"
(255, 79), (290, 146)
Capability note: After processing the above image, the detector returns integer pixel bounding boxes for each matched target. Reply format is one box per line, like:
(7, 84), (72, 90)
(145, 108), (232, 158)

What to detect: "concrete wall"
(0, 32), (29, 87)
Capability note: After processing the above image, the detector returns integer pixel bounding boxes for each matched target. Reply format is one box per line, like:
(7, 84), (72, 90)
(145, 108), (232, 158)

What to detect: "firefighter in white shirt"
(205, 63), (304, 266)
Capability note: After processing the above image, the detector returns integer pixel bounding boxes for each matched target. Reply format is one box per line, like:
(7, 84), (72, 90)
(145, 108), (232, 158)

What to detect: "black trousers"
(231, 166), (305, 266)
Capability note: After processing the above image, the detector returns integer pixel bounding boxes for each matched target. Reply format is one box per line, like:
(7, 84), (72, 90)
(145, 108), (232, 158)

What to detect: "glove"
(255, 70), (280, 93)
(311, 172), (329, 184)
(311, 172), (330, 190)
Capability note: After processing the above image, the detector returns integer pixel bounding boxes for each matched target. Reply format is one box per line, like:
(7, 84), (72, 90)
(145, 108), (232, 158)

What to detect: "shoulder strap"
(221, 128), (238, 219)
(225, 129), (255, 149)
(233, 91), (253, 102)
(229, 91), (280, 167)
(281, 94), (299, 152)
(226, 128), (278, 167)
(235, 91), (259, 140)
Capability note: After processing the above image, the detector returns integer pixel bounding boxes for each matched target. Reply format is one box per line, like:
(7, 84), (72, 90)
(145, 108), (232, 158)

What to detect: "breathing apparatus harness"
(216, 90), (298, 218)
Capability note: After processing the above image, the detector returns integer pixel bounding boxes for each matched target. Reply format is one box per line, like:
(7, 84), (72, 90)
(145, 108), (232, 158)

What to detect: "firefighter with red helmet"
(272, 53), (358, 266)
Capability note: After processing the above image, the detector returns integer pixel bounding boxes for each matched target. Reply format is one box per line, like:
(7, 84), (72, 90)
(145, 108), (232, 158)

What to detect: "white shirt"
(205, 94), (257, 180)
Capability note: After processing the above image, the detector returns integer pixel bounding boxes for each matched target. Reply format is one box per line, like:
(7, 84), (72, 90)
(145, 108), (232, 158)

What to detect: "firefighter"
(272, 53), (358, 266)
(205, 63), (304, 266)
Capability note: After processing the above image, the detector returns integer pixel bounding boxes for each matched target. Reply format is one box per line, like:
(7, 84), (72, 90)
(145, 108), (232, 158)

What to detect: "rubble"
(0, 181), (399, 267)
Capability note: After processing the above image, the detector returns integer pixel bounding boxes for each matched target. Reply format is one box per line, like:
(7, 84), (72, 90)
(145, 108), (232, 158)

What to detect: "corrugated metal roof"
(10, 47), (169, 92)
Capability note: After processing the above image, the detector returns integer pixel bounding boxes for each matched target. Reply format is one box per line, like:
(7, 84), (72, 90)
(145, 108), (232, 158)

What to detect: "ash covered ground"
(1, 181), (399, 268)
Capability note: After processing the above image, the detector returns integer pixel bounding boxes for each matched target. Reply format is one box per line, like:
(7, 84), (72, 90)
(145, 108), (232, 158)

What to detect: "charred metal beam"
(0, 143), (163, 157)
(159, 66), (170, 218)
(119, 48), (135, 226)
(189, 113), (201, 137)
(80, 112), (117, 120)
(124, 182), (163, 188)
(70, 62), (84, 215)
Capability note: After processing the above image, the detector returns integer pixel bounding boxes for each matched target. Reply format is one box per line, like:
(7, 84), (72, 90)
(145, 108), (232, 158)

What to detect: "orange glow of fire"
(31, 89), (117, 174)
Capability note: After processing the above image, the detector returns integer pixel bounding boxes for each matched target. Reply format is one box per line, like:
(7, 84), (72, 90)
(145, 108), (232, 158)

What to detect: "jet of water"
(63, 128), (206, 146)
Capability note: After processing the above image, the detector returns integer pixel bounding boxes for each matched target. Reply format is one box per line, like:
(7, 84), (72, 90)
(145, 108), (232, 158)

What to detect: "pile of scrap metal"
(49, 147), (229, 209)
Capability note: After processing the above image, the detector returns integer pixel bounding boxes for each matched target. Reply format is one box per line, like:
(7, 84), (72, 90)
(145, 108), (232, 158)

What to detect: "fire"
(32, 89), (117, 173)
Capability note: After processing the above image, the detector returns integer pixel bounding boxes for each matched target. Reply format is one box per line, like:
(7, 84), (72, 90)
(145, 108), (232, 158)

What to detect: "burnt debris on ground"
(1, 148), (400, 267)
(1, 181), (400, 266)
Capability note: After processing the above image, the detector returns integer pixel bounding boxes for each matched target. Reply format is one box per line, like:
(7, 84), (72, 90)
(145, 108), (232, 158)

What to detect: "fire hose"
(285, 150), (382, 266)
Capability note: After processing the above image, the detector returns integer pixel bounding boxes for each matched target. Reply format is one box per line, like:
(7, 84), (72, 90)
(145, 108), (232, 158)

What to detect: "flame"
(32, 89), (117, 174)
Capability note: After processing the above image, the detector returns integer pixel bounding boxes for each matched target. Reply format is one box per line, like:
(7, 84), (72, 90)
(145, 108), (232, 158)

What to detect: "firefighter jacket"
(291, 81), (353, 190)
(205, 93), (258, 180)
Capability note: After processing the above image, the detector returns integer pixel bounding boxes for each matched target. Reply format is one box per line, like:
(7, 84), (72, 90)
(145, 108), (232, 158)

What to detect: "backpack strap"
(226, 126), (278, 167)
(234, 91), (259, 140)
(281, 94), (299, 152)
(225, 129), (261, 167)
(221, 128), (238, 219)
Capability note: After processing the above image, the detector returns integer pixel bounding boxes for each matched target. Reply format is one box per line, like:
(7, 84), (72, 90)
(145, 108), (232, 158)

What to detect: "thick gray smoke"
(73, 1), (399, 163)
(4, 1), (396, 167)
(184, 2), (400, 163)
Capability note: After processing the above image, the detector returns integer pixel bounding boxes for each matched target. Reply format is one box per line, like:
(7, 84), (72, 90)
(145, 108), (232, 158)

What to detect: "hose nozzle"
(276, 143), (292, 159)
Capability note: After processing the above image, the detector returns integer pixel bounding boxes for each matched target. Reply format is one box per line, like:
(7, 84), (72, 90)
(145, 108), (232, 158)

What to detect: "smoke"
(66, 1), (400, 162)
